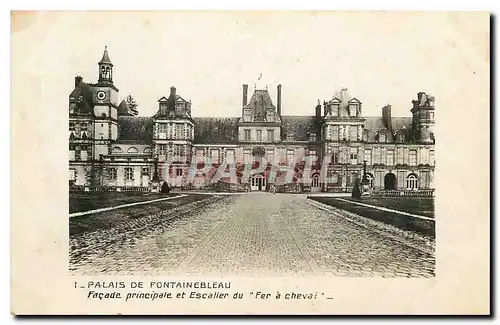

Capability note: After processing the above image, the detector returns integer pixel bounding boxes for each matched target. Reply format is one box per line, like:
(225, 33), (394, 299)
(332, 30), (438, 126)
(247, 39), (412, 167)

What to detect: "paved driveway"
(70, 192), (435, 277)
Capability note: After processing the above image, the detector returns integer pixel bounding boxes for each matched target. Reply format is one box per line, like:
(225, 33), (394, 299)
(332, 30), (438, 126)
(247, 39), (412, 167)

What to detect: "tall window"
(243, 149), (251, 163)
(332, 125), (339, 141)
(244, 129), (251, 141)
(158, 145), (166, 157)
(267, 111), (274, 122)
(210, 149), (220, 163)
(373, 147), (382, 164)
(429, 150), (435, 166)
(420, 171), (430, 189)
(287, 149), (294, 164)
(397, 148), (404, 165)
(267, 129), (274, 142)
(407, 174), (418, 190)
(176, 124), (183, 139)
(256, 129), (262, 142)
(331, 147), (339, 164)
(266, 149), (274, 164)
(125, 168), (134, 180)
(364, 149), (372, 165)
(350, 147), (358, 165)
(69, 169), (76, 181)
(397, 171), (406, 189)
(375, 171), (384, 188)
(386, 149), (394, 166)
(349, 105), (357, 117)
(409, 150), (417, 166)
(379, 133), (386, 143)
(174, 145), (183, 157)
(349, 127), (357, 141)
(226, 149), (235, 164)
(158, 124), (167, 139)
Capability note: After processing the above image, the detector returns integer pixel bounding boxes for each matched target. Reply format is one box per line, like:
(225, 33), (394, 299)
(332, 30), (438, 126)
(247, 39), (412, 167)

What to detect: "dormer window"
(332, 104), (339, 116)
(378, 132), (387, 143)
(398, 133), (405, 143)
(349, 104), (358, 117)
(267, 110), (275, 122)
(243, 109), (252, 122)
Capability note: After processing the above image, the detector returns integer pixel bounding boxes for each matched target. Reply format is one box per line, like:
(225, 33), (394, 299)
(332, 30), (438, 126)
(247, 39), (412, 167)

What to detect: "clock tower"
(92, 46), (119, 161)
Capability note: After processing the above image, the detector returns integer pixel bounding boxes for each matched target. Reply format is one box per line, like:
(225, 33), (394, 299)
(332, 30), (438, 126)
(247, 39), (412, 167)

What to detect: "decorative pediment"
(157, 97), (168, 102)
(348, 97), (361, 104)
(330, 97), (342, 104)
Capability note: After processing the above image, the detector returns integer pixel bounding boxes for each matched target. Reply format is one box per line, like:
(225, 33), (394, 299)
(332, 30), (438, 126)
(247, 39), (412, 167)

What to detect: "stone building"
(69, 48), (435, 193)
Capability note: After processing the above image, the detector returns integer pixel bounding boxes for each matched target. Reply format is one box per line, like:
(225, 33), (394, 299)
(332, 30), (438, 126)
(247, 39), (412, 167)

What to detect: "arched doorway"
(250, 174), (266, 191)
(311, 173), (321, 192)
(407, 174), (418, 190)
(161, 181), (170, 193)
(384, 173), (396, 190)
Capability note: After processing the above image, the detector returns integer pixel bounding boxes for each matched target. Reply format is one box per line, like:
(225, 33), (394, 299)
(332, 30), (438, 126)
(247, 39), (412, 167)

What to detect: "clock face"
(97, 91), (107, 100)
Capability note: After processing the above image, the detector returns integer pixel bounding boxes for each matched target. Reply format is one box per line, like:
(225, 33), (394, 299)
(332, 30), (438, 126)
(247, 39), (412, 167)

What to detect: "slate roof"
(117, 116), (154, 143)
(244, 89), (276, 122)
(99, 46), (113, 65)
(193, 117), (240, 144)
(363, 116), (412, 142)
(117, 99), (133, 116)
(69, 81), (94, 114)
(281, 116), (317, 141)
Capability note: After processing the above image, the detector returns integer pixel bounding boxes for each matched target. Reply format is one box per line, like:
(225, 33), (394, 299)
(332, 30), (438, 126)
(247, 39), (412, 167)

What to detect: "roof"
(363, 116), (412, 142)
(98, 46), (113, 65)
(117, 99), (133, 116)
(193, 117), (240, 144)
(69, 81), (94, 114)
(281, 116), (317, 141)
(117, 116), (154, 143)
(244, 89), (276, 122)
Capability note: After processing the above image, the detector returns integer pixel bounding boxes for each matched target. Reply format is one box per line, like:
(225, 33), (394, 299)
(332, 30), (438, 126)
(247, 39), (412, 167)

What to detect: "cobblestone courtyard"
(70, 193), (435, 277)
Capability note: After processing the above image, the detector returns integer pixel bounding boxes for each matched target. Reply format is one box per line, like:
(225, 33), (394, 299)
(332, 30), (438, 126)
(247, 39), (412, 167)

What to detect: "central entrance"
(250, 175), (266, 191)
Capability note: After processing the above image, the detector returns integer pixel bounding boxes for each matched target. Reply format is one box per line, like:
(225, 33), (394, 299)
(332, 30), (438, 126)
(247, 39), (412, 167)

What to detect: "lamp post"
(361, 159), (370, 196)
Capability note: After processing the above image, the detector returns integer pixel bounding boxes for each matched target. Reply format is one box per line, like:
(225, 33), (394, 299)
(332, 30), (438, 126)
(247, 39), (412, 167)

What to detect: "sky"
(13, 11), (488, 118)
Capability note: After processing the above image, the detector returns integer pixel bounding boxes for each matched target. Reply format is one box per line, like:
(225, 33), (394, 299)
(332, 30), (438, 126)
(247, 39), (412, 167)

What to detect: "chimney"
(323, 101), (327, 116)
(242, 84), (248, 106)
(169, 86), (177, 111)
(74, 76), (83, 88)
(417, 92), (425, 103)
(382, 105), (392, 131)
(315, 100), (321, 119)
(277, 84), (282, 116)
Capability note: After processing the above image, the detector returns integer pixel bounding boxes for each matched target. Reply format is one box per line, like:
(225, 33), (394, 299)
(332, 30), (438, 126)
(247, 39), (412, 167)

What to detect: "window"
(158, 145), (166, 157)
(349, 126), (357, 141)
(397, 171), (406, 188)
(373, 147), (382, 164)
(331, 105), (339, 116)
(331, 147), (339, 164)
(420, 171), (430, 189)
(267, 129), (274, 142)
(176, 169), (183, 176)
(267, 111), (274, 122)
(158, 124), (167, 139)
(244, 110), (252, 122)
(309, 133), (317, 142)
(375, 171), (384, 188)
(107, 168), (117, 180)
(287, 149), (294, 163)
(256, 130), (262, 142)
(226, 149), (235, 164)
(332, 125), (339, 141)
(364, 149), (372, 165)
(142, 168), (150, 176)
(386, 149), (394, 166)
(125, 168), (134, 180)
(407, 174), (418, 190)
(430, 150), (435, 166)
(266, 149), (274, 164)
(349, 104), (357, 117)
(174, 145), (183, 157)
(176, 124), (183, 139)
(397, 148), (404, 165)
(244, 129), (251, 141)
(350, 147), (358, 164)
(409, 150), (417, 166)
(378, 133), (386, 143)
(69, 169), (76, 181)
(69, 122), (75, 131)
(81, 123), (88, 131)
(430, 112), (434, 119)
(243, 149), (251, 163)
(210, 149), (219, 163)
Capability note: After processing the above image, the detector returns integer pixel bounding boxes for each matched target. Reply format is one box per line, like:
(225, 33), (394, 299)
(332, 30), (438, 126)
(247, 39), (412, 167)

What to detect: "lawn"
(69, 191), (179, 214)
(345, 197), (435, 218)
(69, 193), (213, 236)
(309, 196), (435, 238)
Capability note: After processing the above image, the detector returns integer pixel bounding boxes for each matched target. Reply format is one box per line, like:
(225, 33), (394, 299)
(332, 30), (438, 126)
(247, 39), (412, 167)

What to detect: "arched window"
(407, 174), (418, 190)
(112, 146), (123, 153)
(127, 147), (139, 154)
(365, 173), (374, 187)
(311, 173), (320, 188)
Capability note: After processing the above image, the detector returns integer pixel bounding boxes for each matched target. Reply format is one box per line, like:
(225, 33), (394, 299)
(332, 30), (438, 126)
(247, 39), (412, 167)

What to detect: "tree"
(125, 95), (139, 116)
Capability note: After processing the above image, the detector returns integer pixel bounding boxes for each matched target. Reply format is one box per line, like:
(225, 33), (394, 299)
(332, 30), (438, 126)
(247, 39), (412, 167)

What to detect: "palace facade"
(69, 48), (435, 193)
